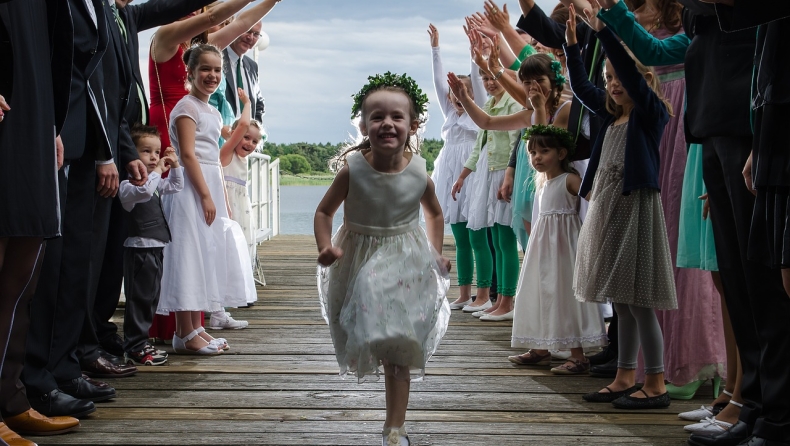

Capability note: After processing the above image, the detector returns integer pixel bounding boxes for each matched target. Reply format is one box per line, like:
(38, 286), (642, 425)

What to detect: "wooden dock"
(31, 235), (707, 445)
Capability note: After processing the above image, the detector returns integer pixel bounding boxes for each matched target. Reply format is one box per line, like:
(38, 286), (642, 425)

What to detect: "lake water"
(279, 185), (450, 235)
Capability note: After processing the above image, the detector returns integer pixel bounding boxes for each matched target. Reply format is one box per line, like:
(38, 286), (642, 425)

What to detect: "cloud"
(135, 0), (562, 143)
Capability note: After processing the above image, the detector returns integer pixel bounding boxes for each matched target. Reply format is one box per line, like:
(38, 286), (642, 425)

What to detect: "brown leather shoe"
(0, 422), (37, 446)
(81, 355), (137, 379)
(4, 408), (79, 436)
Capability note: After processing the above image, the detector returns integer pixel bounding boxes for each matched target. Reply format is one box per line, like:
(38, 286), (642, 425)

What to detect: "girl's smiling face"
(190, 53), (222, 97)
(604, 58), (631, 106)
(236, 126), (262, 157)
(480, 70), (505, 97)
(359, 90), (419, 154)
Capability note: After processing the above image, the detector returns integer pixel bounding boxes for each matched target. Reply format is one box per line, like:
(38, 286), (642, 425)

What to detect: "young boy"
(119, 125), (183, 366)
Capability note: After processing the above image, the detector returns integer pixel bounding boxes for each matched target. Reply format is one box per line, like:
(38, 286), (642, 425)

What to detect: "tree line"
(263, 138), (444, 174)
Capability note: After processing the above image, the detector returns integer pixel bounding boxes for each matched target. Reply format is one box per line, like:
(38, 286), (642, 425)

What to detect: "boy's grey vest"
(127, 192), (171, 243)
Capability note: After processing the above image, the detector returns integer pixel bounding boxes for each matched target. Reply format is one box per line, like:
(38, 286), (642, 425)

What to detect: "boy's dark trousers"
(122, 247), (164, 354)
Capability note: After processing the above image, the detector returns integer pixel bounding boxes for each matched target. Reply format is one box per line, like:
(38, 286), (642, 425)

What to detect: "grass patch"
(280, 173), (335, 186)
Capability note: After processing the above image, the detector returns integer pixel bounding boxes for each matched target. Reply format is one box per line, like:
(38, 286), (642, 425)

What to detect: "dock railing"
(248, 153), (280, 285)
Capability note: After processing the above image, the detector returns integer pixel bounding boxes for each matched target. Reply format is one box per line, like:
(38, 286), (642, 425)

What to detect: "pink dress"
(637, 27), (725, 385)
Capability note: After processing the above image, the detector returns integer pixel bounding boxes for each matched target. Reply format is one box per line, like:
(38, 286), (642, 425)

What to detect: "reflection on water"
(279, 186), (450, 235)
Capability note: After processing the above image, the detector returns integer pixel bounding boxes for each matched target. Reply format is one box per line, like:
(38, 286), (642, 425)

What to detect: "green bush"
(277, 155), (292, 172)
(283, 154), (311, 174)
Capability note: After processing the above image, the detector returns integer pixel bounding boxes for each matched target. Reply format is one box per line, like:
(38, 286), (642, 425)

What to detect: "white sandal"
(196, 326), (229, 351)
(382, 426), (410, 446)
(173, 329), (221, 355)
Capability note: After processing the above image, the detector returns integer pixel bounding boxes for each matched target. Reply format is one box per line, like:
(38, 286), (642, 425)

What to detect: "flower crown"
(550, 59), (566, 87)
(523, 124), (576, 156)
(350, 72), (429, 120)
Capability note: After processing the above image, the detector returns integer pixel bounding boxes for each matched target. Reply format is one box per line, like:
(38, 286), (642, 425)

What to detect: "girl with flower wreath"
(315, 72), (452, 446)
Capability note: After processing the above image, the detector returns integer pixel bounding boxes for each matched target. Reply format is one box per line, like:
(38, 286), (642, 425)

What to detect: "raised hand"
(527, 80), (547, 110)
(469, 12), (498, 39)
(466, 30), (490, 71)
(317, 246), (344, 266)
(428, 23), (439, 47)
(447, 72), (471, 103)
(164, 146), (180, 168)
(583, 0), (605, 31)
(596, 0), (618, 9)
(488, 34), (503, 73)
(238, 88), (250, 106)
(155, 156), (171, 175)
(484, 1), (511, 32)
(566, 4), (578, 46)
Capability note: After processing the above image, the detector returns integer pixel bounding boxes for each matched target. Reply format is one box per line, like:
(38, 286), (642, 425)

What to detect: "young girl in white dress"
(507, 126), (607, 373)
(157, 44), (257, 354)
(427, 24), (487, 310)
(220, 106), (265, 277)
(315, 73), (451, 446)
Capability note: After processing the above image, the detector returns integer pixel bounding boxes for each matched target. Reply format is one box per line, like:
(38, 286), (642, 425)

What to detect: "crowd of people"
(0, 0), (282, 445)
(314, 0), (789, 445)
(1, 0), (789, 446)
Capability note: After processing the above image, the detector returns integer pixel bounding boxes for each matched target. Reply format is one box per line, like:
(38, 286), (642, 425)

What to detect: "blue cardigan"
(564, 27), (669, 197)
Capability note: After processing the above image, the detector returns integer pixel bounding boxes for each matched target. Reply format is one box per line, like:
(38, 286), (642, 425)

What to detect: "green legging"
(451, 222), (492, 287)
(487, 224), (519, 297)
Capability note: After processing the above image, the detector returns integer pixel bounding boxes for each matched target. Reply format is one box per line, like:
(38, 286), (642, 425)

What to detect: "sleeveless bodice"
(344, 153), (428, 236)
(224, 153), (248, 184)
(538, 173), (579, 217)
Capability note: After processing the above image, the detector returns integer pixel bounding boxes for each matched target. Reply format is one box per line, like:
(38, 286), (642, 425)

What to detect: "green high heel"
(666, 376), (722, 400)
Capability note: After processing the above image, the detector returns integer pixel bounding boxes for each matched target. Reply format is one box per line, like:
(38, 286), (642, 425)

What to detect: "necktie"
(111, 4), (127, 43)
(236, 58), (244, 113)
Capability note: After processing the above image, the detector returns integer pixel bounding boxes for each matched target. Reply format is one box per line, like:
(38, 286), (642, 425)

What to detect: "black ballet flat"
(582, 385), (638, 403)
(611, 389), (671, 409)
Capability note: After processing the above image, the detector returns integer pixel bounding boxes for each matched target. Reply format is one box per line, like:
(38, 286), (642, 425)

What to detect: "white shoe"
(683, 417), (733, 434)
(472, 310), (487, 318)
(449, 299), (473, 310)
(479, 310), (514, 321)
(462, 300), (492, 313)
(209, 311), (249, 330)
(172, 329), (221, 356)
(382, 426), (410, 446)
(679, 405), (715, 421)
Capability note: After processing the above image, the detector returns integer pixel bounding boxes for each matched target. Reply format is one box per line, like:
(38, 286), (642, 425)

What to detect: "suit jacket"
(223, 48), (265, 123)
(58, 0), (112, 161)
(117, 0), (215, 126)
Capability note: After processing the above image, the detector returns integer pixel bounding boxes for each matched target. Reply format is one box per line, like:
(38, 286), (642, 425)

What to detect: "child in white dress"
(157, 44), (257, 354)
(315, 73), (451, 446)
(507, 126), (607, 373)
(426, 24), (487, 310)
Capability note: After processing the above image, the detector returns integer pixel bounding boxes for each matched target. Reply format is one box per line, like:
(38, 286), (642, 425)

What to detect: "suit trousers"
(703, 136), (790, 442)
(22, 155), (97, 395)
(92, 195), (128, 344)
(122, 247), (164, 353)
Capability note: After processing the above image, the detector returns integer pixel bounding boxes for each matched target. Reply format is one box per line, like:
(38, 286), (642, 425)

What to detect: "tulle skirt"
(318, 225), (451, 382)
(431, 141), (475, 224)
(467, 146), (512, 231)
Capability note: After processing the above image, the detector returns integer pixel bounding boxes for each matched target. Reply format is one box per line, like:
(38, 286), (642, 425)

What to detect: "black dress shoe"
(29, 389), (96, 418)
(58, 376), (117, 403)
(738, 437), (790, 446)
(99, 333), (125, 357)
(583, 385), (638, 403)
(96, 349), (125, 366)
(687, 421), (752, 446)
(586, 346), (617, 365)
(590, 357), (618, 378)
(81, 355), (137, 379)
(611, 389), (671, 409)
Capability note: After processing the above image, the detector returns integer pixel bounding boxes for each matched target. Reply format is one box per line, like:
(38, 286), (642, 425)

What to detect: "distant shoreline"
(280, 173), (335, 186)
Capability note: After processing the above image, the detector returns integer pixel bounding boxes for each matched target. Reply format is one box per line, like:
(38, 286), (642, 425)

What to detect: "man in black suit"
(19, 0), (145, 419)
(223, 20), (266, 123)
(87, 0), (215, 365)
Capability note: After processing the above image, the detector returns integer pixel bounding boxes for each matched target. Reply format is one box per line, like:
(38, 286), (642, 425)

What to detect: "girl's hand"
(566, 4), (578, 46)
(527, 80), (547, 109)
(487, 34), (503, 73)
(201, 195), (217, 225)
(428, 24), (439, 47)
(438, 256), (452, 275)
(447, 72), (471, 103)
(467, 29), (489, 70)
(484, 1), (510, 32)
(317, 246), (344, 266)
(583, 0), (605, 32)
(699, 193), (711, 220)
(0, 94), (9, 123)
(468, 12), (498, 39)
(498, 172), (514, 202)
(238, 88), (250, 106)
(221, 125), (233, 140)
(451, 176), (464, 201)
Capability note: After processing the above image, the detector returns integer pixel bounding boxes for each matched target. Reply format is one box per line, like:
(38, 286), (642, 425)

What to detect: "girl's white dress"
(158, 95), (257, 314)
(429, 46), (485, 224)
(511, 173), (607, 350)
(224, 152), (258, 274)
(318, 153), (451, 382)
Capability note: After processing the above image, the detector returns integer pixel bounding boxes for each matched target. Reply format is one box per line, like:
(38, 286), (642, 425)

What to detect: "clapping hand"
(447, 72), (471, 104)
(468, 11), (498, 39)
(317, 246), (344, 266)
(465, 23), (490, 70)
(428, 24), (439, 47)
(484, 1), (511, 32)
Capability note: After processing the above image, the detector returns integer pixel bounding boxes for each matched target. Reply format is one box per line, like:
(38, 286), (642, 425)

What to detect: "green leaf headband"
(522, 124), (576, 156)
(350, 72), (429, 120)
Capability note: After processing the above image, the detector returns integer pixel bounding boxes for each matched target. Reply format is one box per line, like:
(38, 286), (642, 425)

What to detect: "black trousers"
(22, 156), (97, 395)
(122, 247), (164, 354)
(703, 136), (790, 442)
(92, 195), (128, 344)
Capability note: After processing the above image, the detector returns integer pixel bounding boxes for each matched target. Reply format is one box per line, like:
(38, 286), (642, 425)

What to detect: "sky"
(135, 0), (560, 144)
